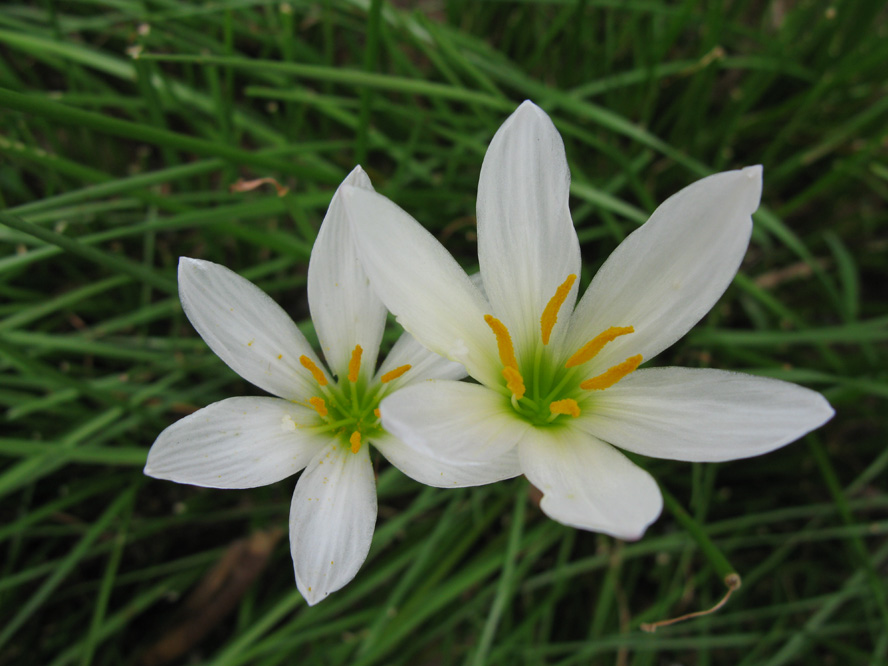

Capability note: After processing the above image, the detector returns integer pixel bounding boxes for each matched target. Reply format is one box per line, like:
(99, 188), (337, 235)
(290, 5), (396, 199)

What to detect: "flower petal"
(290, 440), (377, 606)
(373, 433), (521, 488)
(577, 367), (835, 462)
(144, 397), (323, 488)
(477, 101), (581, 357)
(379, 380), (532, 463)
(375, 330), (467, 392)
(308, 166), (387, 381)
(179, 257), (329, 400)
(341, 186), (501, 387)
(565, 167), (763, 369)
(518, 427), (662, 540)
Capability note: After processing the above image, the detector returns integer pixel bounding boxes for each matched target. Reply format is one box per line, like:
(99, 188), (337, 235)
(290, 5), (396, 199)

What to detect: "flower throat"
(484, 274), (641, 426)
(297, 347), (411, 452)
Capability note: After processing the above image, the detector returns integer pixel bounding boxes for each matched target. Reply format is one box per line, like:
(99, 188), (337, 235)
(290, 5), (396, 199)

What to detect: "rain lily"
(144, 167), (519, 605)
(340, 101), (834, 540)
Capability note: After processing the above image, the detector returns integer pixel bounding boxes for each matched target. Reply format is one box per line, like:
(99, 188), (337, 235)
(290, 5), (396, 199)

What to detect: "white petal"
(308, 166), (387, 381)
(577, 367), (834, 462)
(375, 330), (467, 392)
(477, 101), (581, 357)
(341, 186), (501, 387)
(518, 427), (662, 540)
(565, 167), (763, 369)
(469, 271), (487, 300)
(144, 397), (323, 488)
(178, 258), (329, 400)
(290, 440), (377, 605)
(373, 433), (521, 488)
(379, 380), (532, 463)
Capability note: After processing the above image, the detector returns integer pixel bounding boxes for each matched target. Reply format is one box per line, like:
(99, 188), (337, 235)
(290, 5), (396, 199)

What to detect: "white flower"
(340, 101), (835, 540)
(144, 167), (520, 605)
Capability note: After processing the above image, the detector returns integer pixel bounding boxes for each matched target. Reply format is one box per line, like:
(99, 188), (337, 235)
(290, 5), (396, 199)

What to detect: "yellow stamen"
(549, 398), (581, 418)
(484, 314), (519, 370)
(300, 355), (328, 386)
(308, 396), (328, 417)
(581, 354), (643, 391)
(380, 364), (411, 383)
(348, 345), (363, 383)
(540, 274), (577, 345)
(349, 431), (362, 454)
(484, 315), (526, 399)
(374, 408), (381, 418)
(565, 326), (635, 368)
(502, 366), (526, 400)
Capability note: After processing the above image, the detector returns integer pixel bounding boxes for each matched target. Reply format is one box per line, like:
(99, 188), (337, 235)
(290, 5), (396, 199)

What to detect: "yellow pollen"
(300, 355), (328, 386)
(565, 326), (635, 368)
(349, 431), (361, 454)
(484, 314), (519, 370)
(581, 354), (643, 391)
(380, 364), (411, 383)
(540, 274), (577, 345)
(549, 398), (581, 418)
(348, 345), (363, 382)
(502, 366), (526, 400)
(373, 408), (381, 418)
(308, 396), (328, 417)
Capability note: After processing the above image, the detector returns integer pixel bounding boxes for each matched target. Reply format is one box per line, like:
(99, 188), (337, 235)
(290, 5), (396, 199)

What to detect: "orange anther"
(580, 354), (643, 391)
(540, 274), (577, 345)
(549, 398), (581, 418)
(300, 355), (328, 386)
(308, 396), (328, 417)
(502, 366), (526, 400)
(484, 314), (519, 370)
(348, 345), (363, 383)
(566, 326), (635, 368)
(380, 364), (411, 383)
(349, 431), (362, 454)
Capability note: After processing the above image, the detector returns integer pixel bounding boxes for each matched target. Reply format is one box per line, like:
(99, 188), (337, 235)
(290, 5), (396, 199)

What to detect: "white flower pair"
(146, 101), (833, 605)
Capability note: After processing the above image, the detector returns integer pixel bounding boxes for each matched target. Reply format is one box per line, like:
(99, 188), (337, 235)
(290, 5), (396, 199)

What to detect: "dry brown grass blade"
(640, 573), (742, 633)
(136, 527), (283, 666)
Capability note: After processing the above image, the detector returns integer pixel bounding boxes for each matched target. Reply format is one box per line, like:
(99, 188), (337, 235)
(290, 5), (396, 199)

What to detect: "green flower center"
(298, 347), (411, 451)
(485, 274), (641, 427)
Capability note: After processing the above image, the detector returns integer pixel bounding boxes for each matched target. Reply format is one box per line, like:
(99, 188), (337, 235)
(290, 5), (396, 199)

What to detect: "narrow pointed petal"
(341, 186), (501, 387)
(577, 367), (834, 462)
(308, 166), (386, 381)
(290, 440), (377, 606)
(477, 101), (581, 356)
(379, 380), (532, 464)
(566, 167), (763, 369)
(373, 433), (521, 488)
(179, 258), (329, 400)
(375, 330), (467, 392)
(144, 397), (323, 488)
(518, 428), (662, 540)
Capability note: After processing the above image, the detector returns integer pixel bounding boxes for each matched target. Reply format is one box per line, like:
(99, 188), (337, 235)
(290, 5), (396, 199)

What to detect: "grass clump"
(1, 2), (887, 664)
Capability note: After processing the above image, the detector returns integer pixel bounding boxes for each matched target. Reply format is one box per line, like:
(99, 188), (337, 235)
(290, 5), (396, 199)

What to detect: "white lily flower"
(144, 167), (520, 605)
(340, 102), (835, 540)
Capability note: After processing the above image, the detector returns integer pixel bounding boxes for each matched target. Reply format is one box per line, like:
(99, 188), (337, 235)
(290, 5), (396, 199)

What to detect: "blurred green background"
(1, 1), (886, 664)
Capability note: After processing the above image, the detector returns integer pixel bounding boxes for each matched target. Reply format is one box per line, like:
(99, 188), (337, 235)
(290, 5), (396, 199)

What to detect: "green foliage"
(1, 1), (886, 664)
